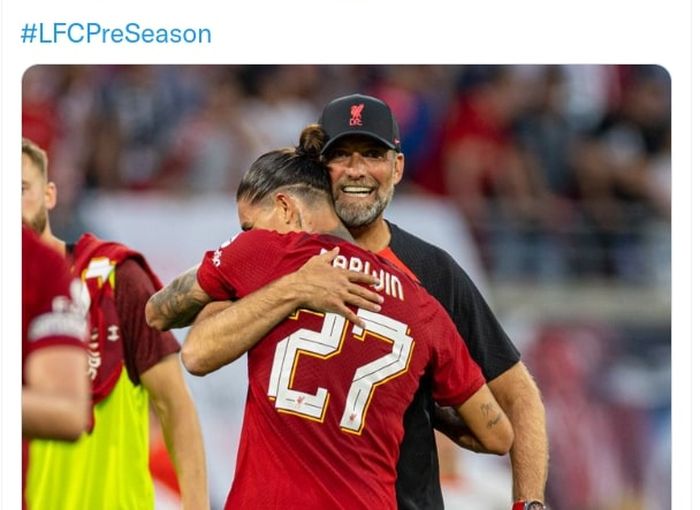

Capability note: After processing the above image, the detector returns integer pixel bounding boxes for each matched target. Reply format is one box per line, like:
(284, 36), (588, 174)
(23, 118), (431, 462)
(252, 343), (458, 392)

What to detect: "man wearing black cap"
(315, 93), (547, 510)
(148, 94), (548, 510)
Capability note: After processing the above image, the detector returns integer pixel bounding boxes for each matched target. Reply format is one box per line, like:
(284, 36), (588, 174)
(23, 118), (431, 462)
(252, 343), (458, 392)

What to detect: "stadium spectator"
(87, 66), (185, 190)
(158, 72), (265, 193)
(21, 138), (209, 510)
(412, 68), (560, 278)
(572, 66), (671, 281)
(238, 66), (318, 150)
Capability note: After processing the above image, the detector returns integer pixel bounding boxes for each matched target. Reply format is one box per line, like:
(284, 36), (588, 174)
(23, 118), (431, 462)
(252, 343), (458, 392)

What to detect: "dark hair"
(236, 124), (332, 205)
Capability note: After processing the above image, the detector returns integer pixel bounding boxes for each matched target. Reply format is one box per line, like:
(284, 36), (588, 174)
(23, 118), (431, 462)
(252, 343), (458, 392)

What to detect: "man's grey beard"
(24, 207), (48, 235)
(335, 186), (394, 229)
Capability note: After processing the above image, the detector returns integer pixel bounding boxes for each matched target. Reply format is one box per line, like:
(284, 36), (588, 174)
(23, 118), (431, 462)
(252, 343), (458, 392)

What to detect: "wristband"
(513, 501), (546, 510)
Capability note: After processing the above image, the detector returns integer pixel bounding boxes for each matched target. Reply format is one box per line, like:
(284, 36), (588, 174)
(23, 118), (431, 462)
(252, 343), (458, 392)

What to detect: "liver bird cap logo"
(349, 103), (365, 126)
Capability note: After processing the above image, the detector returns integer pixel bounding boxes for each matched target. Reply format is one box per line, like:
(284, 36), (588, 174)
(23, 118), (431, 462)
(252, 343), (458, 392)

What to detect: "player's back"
(198, 230), (484, 509)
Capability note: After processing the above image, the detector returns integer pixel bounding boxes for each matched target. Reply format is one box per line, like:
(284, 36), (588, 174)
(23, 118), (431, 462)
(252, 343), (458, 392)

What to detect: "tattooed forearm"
(481, 402), (504, 429)
(146, 267), (211, 330)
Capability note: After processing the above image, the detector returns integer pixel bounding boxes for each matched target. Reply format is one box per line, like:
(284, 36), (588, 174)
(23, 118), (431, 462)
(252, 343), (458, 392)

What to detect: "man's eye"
(328, 151), (349, 161)
(364, 150), (385, 159)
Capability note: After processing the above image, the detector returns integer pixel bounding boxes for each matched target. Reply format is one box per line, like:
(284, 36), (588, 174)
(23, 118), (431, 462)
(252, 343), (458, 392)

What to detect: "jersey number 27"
(267, 310), (414, 435)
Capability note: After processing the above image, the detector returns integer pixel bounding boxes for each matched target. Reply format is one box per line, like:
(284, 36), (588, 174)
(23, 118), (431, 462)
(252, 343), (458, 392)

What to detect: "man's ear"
(273, 192), (298, 225)
(45, 181), (58, 211)
(393, 153), (405, 185)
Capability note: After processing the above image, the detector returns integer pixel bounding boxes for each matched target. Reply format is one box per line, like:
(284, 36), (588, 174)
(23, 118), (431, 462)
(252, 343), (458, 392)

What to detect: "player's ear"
(45, 181), (58, 211)
(273, 192), (298, 225)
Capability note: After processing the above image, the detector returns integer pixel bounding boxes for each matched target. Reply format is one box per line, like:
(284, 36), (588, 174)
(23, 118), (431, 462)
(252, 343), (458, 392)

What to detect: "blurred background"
(23, 64), (671, 510)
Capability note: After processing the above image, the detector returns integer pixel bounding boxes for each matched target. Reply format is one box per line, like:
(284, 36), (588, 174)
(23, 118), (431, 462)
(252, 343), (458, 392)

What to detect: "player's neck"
(348, 218), (390, 253)
(309, 214), (354, 244)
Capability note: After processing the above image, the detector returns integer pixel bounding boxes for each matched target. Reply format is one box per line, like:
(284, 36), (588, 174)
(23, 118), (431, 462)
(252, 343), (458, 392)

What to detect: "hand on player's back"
(289, 247), (383, 328)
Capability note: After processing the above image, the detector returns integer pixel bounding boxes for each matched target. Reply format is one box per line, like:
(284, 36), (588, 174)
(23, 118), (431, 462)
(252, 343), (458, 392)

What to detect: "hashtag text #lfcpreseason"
(20, 22), (212, 44)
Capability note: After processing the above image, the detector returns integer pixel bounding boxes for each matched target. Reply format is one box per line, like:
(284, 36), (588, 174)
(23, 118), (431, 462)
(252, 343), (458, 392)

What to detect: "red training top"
(197, 229), (485, 510)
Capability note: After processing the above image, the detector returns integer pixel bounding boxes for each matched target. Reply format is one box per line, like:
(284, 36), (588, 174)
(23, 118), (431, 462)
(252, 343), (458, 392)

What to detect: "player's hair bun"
(296, 124), (326, 160)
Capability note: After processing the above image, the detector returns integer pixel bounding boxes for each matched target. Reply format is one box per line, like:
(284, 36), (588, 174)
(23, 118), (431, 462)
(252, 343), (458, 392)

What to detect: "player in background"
(149, 94), (548, 510)
(147, 130), (513, 509)
(21, 138), (209, 510)
(22, 225), (89, 510)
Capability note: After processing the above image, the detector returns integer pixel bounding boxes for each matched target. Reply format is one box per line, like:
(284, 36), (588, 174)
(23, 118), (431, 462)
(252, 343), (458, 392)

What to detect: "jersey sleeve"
(196, 230), (282, 300)
(422, 299), (486, 407)
(115, 259), (180, 383)
(26, 247), (87, 356)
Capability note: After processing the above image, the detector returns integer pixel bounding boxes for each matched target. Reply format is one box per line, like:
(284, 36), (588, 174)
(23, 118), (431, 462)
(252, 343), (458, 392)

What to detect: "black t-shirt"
(384, 221), (520, 510)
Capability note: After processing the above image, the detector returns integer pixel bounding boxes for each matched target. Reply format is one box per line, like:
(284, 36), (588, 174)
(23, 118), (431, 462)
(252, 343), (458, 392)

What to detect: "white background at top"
(1, 1), (694, 509)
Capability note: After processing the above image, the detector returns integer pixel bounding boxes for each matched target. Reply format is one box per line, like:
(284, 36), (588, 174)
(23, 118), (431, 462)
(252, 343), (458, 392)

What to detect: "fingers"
(346, 283), (383, 306)
(314, 246), (340, 263)
(342, 293), (382, 313)
(345, 270), (381, 286)
(339, 306), (366, 329)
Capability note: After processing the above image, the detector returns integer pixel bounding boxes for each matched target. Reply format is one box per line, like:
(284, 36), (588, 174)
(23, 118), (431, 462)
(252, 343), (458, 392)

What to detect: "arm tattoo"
(480, 402), (503, 429)
(149, 268), (211, 329)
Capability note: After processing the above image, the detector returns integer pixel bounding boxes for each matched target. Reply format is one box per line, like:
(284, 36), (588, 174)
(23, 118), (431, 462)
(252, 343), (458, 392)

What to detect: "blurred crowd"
(524, 321), (670, 510)
(22, 64), (671, 285)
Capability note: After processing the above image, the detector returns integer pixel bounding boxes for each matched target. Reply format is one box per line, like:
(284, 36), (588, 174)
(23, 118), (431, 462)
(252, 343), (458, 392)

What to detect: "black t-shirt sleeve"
(388, 222), (520, 381)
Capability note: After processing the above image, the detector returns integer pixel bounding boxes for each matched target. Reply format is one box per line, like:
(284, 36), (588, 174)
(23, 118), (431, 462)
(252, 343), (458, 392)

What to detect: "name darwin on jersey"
(323, 248), (404, 301)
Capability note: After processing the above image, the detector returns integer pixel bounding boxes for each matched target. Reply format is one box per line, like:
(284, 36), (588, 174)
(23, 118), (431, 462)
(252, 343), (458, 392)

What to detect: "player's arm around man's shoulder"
(145, 265), (212, 331)
(147, 245), (383, 376)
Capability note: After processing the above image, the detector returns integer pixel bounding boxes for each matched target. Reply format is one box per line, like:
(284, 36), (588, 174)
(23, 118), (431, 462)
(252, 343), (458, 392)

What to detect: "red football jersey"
(22, 226), (87, 509)
(197, 230), (486, 510)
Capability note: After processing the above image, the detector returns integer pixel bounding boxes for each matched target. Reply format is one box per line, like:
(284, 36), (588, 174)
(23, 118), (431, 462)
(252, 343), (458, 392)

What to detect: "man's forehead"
(22, 156), (44, 179)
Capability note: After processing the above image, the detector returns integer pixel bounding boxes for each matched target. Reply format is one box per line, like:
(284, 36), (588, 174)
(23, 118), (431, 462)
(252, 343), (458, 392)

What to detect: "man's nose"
(345, 152), (368, 176)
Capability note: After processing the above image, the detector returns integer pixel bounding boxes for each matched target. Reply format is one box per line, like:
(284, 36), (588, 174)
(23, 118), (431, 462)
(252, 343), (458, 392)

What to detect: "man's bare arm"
(434, 361), (548, 500)
(145, 266), (212, 331)
(23, 346), (90, 441)
(147, 248), (383, 333)
(141, 354), (209, 510)
(489, 361), (548, 502)
(181, 248), (384, 376)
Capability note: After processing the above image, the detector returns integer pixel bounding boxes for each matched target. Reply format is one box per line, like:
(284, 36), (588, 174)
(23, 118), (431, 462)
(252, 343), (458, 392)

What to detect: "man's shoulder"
(74, 232), (147, 267)
(75, 232), (130, 257)
(73, 233), (165, 291)
(387, 222), (458, 266)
